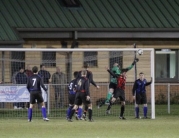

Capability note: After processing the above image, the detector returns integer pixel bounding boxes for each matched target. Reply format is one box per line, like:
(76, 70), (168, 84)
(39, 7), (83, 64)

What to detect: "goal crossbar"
(0, 48), (153, 52)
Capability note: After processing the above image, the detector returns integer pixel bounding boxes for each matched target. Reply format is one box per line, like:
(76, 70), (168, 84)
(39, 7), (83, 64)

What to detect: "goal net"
(0, 48), (155, 119)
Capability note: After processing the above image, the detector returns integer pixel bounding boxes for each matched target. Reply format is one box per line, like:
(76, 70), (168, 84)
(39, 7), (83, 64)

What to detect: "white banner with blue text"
(0, 86), (47, 102)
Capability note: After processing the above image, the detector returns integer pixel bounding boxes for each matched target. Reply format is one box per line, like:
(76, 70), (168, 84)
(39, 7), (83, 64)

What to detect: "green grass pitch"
(0, 104), (179, 138)
(0, 116), (179, 138)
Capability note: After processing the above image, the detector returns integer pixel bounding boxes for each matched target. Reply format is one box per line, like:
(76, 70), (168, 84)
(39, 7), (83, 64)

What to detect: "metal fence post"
(167, 83), (170, 114)
(48, 84), (50, 115)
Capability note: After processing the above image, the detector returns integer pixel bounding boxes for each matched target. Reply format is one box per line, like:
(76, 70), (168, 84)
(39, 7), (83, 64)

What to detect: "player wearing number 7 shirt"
(26, 66), (49, 122)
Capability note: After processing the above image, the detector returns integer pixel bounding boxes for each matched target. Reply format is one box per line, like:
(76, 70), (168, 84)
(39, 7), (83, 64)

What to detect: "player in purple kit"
(68, 70), (93, 122)
(66, 71), (83, 120)
(132, 72), (152, 119)
(26, 66), (49, 122)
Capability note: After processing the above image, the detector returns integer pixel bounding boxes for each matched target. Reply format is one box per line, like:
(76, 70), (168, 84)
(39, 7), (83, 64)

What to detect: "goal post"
(0, 48), (155, 119)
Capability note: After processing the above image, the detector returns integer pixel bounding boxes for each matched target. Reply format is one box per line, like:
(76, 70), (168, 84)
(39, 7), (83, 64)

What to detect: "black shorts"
(68, 94), (76, 105)
(30, 91), (44, 104)
(74, 92), (91, 105)
(135, 93), (147, 104)
(109, 82), (116, 89)
(113, 88), (125, 101)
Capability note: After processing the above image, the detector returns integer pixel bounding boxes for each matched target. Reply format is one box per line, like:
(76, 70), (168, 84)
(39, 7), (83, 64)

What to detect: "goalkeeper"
(98, 58), (139, 111)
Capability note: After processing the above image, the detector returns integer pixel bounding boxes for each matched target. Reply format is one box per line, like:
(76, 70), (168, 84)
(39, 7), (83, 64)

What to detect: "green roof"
(0, 0), (179, 43)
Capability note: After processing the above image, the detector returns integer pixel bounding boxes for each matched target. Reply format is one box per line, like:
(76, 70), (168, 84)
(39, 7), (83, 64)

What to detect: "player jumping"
(98, 58), (139, 114)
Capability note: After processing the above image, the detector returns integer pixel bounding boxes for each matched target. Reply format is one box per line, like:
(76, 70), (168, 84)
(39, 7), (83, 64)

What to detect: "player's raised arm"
(146, 77), (152, 86)
(124, 58), (139, 71)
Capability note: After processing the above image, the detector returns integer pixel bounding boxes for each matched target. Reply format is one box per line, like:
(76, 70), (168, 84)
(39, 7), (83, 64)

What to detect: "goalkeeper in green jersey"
(98, 58), (139, 113)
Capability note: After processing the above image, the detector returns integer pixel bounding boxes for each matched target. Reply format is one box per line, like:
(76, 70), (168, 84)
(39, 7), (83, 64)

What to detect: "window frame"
(155, 49), (178, 83)
(11, 51), (25, 75)
(109, 51), (123, 69)
(83, 51), (98, 68)
(42, 51), (56, 67)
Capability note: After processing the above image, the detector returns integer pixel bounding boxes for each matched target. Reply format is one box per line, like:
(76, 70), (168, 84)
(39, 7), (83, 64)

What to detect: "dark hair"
(74, 71), (79, 78)
(40, 64), (44, 68)
(19, 67), (24, 70)
(139, 72), (144, 75)
(83, 63), (89, 68)
(121, 69), (128, 73)
(32, 66), (38, 73)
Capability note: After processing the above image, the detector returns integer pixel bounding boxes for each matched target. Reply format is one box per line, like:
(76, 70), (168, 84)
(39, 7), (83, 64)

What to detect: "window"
(84, 52), (97, 67)
(11, 51), (25, 75)
(42, 52), (56, 67)
(109, 51), (123, 69)
(155, 49), (177, 81)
